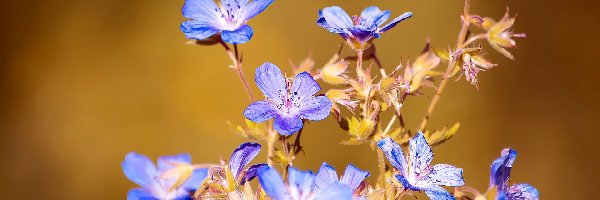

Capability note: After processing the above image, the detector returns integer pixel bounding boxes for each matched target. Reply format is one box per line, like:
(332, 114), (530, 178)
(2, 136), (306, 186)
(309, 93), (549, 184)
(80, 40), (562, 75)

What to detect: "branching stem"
(220, 41), (256, 101)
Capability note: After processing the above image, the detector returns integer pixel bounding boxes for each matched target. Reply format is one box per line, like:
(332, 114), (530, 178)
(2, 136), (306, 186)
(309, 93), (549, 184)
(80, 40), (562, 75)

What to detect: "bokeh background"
(1, 0), (598, 199)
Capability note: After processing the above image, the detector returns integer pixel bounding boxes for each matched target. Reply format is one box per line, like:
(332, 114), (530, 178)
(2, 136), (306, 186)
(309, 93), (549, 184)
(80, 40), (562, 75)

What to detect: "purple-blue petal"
(314, 182), (353, 200)
(314, 162), (339, 190)
(424, 164), (464, 187)
(505, 184), (539, 200)
(422, 185), (455, 200)
(359, 6), (391, 29)
(241, 0), (274, 21)
(240, 163), (268, 185)
(377, 138), (408, 175)
(182, 0), (220, 19)
(221, 24), (253, 44)
(287, 167), (315, 199)
(379, 12), (412, 33)
(229, 142), (261, 180)
(273, 115), (303, 136)
(258, 166), (290, 200)
(317, 6), (353, 34)
(122, 152), (158, 189)
(244, 100), (278, 122)
(127, 188), (159, 200)
(340, 164), (370, 191)
(291, 72), (321, 103)
(409, 132), (433, 176)
(490, 148), (517, 191)
(180, 20), (220, 40)
(395, 174), (419, 191)
(255, 62), (286, 107)
(182, 168), (209, 191)
(157, 153), (191, 171)
(298, 96), (332, 121)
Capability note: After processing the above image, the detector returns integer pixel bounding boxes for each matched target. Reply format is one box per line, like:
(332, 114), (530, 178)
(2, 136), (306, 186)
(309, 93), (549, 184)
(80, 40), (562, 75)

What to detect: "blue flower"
(378, 133), (464, 200)
(314, 163), (370, 199)
(489, 148), (539, 200)
(226, 142), (265, 187)
(181, 0), (274, 44)
(243, 62), (332, 135)
(122, 152), (208, 200)
(317, 6), (412, 50)
(257, 165), (354, 200)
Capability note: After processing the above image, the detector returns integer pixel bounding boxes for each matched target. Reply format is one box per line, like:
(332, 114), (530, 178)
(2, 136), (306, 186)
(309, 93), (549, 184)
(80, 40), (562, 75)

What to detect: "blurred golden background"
(1, 0), (598, 199)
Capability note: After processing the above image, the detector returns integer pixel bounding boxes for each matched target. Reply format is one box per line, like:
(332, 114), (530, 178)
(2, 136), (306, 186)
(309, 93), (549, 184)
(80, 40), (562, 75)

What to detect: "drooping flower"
(244, 63), (332, 135)
(378, 133), (465, 200)
(257, 165), (354, 200)
(199, 142), (265, 197)
(180, 0), (274, 44)
(122, 152), (208, 200)
(317, 6), (412, 51)
(489, 148), (539, 200)
(314, 163), (370, 199)
(485, 9), (526, 60)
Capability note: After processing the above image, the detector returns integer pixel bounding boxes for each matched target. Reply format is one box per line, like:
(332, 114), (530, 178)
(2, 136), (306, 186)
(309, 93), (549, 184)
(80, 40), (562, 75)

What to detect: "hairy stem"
(377, 148), (387, 192)
(220, 42), (256, 101)
(418, 10), (471, 131)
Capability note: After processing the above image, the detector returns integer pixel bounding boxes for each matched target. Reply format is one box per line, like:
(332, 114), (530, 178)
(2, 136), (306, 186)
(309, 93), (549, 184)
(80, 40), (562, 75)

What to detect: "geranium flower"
(314, 163), (370, 199)
(122, 152), (208, 200)
(257, 166), (354, 200)
(317, 6), (412, 50)
(244, 62), (332, 135)
(180, 0), (274, 44)
(199, 142), (265, 197)
(378, 133), (464, 200)
(489, 148), (539, 200)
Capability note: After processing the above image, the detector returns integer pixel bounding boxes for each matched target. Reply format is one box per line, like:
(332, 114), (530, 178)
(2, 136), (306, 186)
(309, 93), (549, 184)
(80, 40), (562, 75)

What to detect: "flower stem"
(418, 8), (471, 131)
(377, 148), (387, 196)
(220, 41), (256, 102)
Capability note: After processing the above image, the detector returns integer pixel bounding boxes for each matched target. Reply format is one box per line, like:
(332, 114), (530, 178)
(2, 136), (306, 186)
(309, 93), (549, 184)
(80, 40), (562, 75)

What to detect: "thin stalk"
(377, 148), (387, 195)
(220, 42), (256, 101)
(266, 123), (276, 166)
(418, 13), (471, 131)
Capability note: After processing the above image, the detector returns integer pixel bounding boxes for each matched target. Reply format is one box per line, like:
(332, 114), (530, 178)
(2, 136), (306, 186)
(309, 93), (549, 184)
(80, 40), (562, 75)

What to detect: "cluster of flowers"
(122, 0), (536, 199)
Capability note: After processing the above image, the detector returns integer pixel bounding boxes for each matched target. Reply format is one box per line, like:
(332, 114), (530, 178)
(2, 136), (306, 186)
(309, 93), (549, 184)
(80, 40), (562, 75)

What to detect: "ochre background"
(1, 0), (598, 199)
